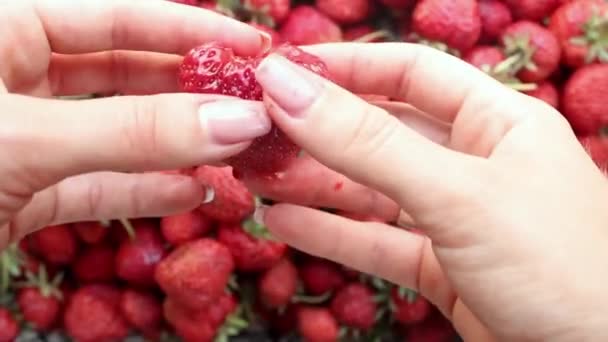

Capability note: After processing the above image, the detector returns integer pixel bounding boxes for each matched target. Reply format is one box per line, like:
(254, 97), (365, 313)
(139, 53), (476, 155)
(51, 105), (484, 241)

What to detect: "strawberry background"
(3, 0), (608, 341)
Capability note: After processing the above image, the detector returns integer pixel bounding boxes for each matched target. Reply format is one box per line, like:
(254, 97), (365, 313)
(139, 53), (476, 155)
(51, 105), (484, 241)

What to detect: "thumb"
(254, 55), (484, 216)
(0, 93), (271, 190)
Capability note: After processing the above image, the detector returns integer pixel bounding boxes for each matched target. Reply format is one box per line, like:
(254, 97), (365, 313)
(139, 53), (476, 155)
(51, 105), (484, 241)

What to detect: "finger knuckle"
(342, 106), (401, 164)
(86, 179), (104, 218)
(123, 97), (161, 165)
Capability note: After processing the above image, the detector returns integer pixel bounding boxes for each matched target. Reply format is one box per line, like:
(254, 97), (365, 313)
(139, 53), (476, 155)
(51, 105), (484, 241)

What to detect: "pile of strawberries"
(4, 0), (608, 341)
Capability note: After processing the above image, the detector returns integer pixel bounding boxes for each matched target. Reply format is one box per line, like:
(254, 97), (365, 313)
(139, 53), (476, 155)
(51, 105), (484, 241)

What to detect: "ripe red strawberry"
(330, 283), (377, 330)
(563, 64), (608, 135)
(164, 294), (238, 342)
(73, 245), (115, 283)
(120, 289), (162, 337)
(504, 0), (561, 21)
(299, 259), (345, 296)
(280, 6), (343, 45)
(155, 238), (234, 310)
(579, 135), (608, 169)
(379, 0), (414, 9)
(161, 210), (213, 246)
(405, 312), (457, 342)
(316, 0), (371, 25)
(73, 221), (108, 245)
(501, 21), (561, 82)
(217, 221), (287, 272)
(390, 288), (432, 325)
(258, 258), (298, 309)
(193, 166), (255, 222)
(180, 43), (330, 177)
(115, 224), (165, 287)
(523, 81), (560, 108)
(29, 224), (77, 266)
(412, 0), (482, 52)
(549, 0), (608, 68)
(0, 309), (18, 342)
(18, 287), (61, 331)
(247, 0), (291, 24)
(463, 45), (506, 70)
(64, 284), (130, 342)
(478, 0), (513, 43)
(297, 306), (339, 342)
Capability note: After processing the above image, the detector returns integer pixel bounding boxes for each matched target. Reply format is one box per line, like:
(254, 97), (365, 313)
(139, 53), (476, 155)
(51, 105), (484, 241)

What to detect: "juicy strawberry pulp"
(179, 42), (330, 177)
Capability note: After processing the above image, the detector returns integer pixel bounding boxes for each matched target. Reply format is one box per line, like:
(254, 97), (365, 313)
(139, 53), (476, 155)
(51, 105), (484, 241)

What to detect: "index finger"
(304, 43), (516, 123)
(35, 0), (269, 56)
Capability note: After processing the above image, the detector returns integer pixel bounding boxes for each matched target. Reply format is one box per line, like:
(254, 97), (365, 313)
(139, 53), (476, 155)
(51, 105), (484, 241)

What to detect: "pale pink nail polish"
(201, 100), (271, 144)
(255, 54), (320, 117)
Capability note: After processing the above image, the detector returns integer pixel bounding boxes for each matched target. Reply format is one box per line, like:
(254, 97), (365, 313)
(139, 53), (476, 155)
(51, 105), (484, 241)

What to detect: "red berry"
(412, 0), (482, 52)
(258, 258), (298, 309)
(478, 0), (513, 43)
(330, 283), (377, 330)
(73, 221), (108, 245)
(120, 289), (162, 336)
(115, 222), (165, 287)
(523, 81), (560, 108)
(248, 0), (291, 24)
(73, 245), (116, 283)
(297, 306), (339, 342)
(316, 0), (371, 25)
(161, 210), (213, 246)
(563, 64), (608, 135)
(280, 6), (343, 45)
(379, 0), (414, 9)
(299, 259), (345, 295)
(503, 0), (561, 21)
(463, 46), (506, 70)
(0, 309), (18, 342)
(155, 238), (234, 310)
(579, 135), (608, 169)
(29, 224), (77, 265)
(217, 222), (287, 272)
(18, 287), (61, 331)
(391, 288), (432, 325)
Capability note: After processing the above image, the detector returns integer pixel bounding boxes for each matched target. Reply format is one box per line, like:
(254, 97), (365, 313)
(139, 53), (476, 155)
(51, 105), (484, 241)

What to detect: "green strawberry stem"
(353, 30), (393, 43)
(242, 218), (274, 240)
(291, 291), (333, 304)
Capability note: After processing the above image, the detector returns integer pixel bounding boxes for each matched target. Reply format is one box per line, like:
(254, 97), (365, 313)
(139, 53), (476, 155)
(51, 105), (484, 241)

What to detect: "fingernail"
(201, 100), (271, 144)
(258, 30), (272, 54)
(202, 186), (215, 204)
(256, 54), (320, 117)
(253, 204), (269, 226)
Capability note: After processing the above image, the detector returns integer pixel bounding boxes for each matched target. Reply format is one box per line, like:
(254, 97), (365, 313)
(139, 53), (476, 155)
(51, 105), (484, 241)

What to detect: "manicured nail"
(253, 204), (269, 226)
(258, 30), (273, 54)
(201, 100), (271, 144)
(256, 54), (320, 117)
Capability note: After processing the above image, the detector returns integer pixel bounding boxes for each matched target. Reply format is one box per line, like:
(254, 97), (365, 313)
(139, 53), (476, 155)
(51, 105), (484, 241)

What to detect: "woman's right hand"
(245, 43), (608, 341)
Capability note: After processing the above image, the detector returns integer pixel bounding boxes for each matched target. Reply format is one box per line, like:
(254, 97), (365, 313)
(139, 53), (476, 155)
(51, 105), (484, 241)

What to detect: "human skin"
(247, 44), (608, 341)
(0, 0), (273, 247)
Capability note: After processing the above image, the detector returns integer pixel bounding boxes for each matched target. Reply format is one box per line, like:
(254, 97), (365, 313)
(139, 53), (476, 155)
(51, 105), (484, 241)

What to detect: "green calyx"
(242, 217), (274, 240)
(214, 305), (249, 342)
(570, 8), (608, 63)
(17, 265), (63, 301)
(502, 34), (538, 74)
(0, 244), (25, 296)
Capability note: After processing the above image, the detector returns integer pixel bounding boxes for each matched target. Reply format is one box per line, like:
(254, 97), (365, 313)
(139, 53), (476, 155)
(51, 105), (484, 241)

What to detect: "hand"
(248, 43), (608, 341)
(0, 0), (272, 248)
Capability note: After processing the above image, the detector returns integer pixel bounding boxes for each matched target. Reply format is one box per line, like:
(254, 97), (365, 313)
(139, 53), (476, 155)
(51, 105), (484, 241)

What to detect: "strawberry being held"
(501, 20), (561, 82)
(297, 306), (340, 342)
(155, 238), (234, 310)
(179, 43), (330, 177)
(412, 0), (482, 52)
(258, 258), (299, 309)
(280, 5), (343, 45)
(193, 166), (254, 222)
(217, 220), (287, 272)
(562, 63), (608, 135)
(330, 283), (377, 331)
(64, 284), (130, 342)
(549, 0), (608, 68)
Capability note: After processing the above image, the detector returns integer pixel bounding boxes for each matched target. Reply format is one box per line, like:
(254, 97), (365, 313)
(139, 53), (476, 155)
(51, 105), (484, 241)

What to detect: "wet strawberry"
(155, 238), (234, 310)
